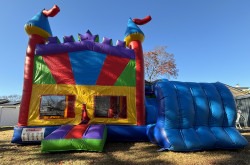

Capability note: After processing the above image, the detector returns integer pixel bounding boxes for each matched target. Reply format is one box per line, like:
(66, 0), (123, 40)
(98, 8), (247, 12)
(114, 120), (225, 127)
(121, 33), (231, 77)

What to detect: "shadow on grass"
(0, 143), (20, 152)
(195, 133), (250, 165)
(1, 128), (249, 165)
(12, 142), (170, 165)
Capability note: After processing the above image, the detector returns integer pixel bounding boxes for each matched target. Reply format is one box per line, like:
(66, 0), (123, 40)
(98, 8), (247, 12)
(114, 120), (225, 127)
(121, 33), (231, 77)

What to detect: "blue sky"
(0, 0), (249, 95)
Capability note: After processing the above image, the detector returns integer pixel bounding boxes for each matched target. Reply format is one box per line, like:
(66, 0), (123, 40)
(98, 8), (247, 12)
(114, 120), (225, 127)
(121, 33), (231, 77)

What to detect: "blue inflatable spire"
(25, 11), (52, 38)
(124, 18), (144, 47)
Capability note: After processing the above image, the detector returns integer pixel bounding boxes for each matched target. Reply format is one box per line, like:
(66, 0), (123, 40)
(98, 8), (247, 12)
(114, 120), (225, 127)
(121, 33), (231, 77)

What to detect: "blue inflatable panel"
(69, 50), (106, 85)
(145, 82), (154, 96)
(11, 126), (60, 144)
(146, 124), (157, 144)
(148, 81), (248, 151)
(107, 125), (149, 142)
(145, 97), (158, 124)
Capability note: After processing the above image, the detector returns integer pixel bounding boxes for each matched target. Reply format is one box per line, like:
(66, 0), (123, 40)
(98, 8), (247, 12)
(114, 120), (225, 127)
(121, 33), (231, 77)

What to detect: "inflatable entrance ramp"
(147, 80), (248, 151)
(41, 124), (107, 152)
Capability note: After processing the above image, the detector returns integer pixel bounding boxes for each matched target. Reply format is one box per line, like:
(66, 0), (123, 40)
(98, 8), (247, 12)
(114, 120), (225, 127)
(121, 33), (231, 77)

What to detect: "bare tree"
(0, 95), (21, 102)
(144, 46), (178, 82)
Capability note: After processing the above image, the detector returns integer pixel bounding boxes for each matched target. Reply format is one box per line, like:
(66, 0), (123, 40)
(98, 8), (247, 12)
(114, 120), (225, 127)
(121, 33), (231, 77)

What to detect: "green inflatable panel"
(114, 60), (136, 86)
(33, 56), (56, 84)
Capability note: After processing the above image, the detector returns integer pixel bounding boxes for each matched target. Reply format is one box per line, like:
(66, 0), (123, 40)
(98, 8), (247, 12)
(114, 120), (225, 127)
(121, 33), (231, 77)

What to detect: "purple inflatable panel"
(83, 124), (105, 139)
(35, 40), (135, 59)
(45, 125), (73, 140)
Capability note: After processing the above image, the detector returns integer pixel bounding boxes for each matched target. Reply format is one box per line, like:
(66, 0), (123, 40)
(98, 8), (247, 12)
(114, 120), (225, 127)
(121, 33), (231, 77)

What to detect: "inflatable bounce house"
(12, 5), (248, 152)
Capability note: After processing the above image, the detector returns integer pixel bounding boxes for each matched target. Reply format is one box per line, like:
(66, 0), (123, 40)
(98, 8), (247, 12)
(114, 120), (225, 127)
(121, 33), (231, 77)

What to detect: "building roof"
(0, 99), (9, 104)
(0, 99), (20, 107)
(235, 94), (250, 100)
(224, 84), (249, 97)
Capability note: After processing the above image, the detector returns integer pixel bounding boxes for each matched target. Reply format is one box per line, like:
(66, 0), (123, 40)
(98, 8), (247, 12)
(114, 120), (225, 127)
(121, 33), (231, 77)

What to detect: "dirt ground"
(0, 127), (249, 165)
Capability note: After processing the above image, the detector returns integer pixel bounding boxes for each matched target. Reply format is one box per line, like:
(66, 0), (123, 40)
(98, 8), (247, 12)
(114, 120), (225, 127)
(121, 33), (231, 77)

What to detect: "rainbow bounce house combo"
(12, 5), (248, 152)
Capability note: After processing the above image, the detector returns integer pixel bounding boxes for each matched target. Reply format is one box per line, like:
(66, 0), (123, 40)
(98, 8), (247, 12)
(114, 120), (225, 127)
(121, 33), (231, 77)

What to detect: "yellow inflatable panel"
(25, 25), (51, 39)
(27, 84), (137, 126)
(124, 33), (144, 47)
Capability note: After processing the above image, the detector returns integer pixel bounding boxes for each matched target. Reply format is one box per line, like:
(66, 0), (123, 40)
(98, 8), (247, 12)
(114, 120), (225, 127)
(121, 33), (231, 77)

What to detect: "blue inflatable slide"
(146, 80), (248, 151)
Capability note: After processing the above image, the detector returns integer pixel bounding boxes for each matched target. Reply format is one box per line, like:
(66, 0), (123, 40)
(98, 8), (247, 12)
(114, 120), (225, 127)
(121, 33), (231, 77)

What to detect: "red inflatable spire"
(132, 15), (152, 25)
(42, 5), (60, 17)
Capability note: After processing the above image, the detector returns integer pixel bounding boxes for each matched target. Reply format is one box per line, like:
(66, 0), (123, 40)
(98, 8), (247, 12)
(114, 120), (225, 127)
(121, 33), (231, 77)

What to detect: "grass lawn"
(0, 127), (249, 165)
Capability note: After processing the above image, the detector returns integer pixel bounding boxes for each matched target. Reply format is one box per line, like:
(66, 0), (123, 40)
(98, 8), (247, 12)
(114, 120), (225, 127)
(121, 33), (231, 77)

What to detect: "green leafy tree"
(144, 46), (178, 82)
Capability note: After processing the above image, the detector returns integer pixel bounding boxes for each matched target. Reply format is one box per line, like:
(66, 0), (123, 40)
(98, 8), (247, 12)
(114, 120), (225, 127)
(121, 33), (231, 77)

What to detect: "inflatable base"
(107, 125), (149, 142)
(11, 125), (60, 144)
(41, 124), (107, 153)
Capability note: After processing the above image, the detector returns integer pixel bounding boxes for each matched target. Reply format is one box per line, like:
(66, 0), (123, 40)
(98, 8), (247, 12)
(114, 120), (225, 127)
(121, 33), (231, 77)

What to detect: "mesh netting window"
(94, 96), (127, 118)
(39, 95), (75, 119)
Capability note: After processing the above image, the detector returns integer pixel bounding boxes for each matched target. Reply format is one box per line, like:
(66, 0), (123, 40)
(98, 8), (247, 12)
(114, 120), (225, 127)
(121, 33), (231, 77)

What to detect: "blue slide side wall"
(148, 80), (248, 151)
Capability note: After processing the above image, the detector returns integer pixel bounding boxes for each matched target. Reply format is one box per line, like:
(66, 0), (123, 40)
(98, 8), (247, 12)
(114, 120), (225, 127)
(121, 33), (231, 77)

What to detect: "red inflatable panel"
(64, 124), (89, 139)
(43, 53), (75, 84)
(96, 55), (130, 85)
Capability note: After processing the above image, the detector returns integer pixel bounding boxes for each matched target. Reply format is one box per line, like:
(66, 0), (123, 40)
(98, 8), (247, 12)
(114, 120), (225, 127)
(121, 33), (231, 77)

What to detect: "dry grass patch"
(0, 127), (249, 165)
